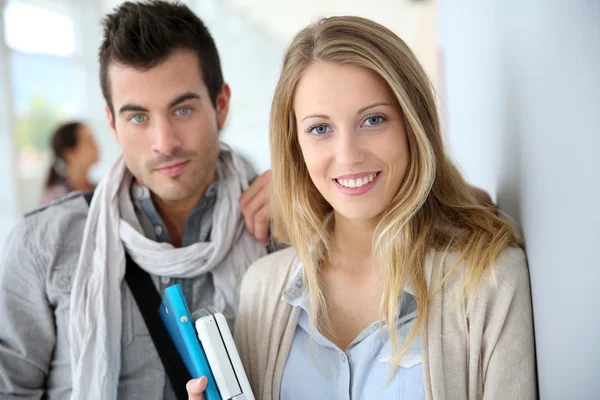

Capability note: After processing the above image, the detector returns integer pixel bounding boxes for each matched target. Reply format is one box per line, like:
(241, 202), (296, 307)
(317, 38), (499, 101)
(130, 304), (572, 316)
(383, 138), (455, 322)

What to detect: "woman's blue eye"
(309, 125), (331, 135)
(175, 107), (191, 116)
(363, 115), (385, 126)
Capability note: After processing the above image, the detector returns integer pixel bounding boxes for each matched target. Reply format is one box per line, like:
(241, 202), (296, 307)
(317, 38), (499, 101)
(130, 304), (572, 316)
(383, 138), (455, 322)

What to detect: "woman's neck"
(68, 168), (91, 192)
(321, 212), (385, 350)
(329, 212), (381, 271)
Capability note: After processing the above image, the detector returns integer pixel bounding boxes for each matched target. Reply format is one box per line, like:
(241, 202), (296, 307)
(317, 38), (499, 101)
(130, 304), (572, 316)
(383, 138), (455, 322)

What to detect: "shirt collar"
(130, 179), (219, 245)
(282, 263), (308, 310)
(281, 261), (418, 318)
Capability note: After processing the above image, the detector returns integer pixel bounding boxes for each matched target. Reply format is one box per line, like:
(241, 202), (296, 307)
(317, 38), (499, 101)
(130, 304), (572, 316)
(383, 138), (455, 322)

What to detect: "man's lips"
(154, 160), (189, 176)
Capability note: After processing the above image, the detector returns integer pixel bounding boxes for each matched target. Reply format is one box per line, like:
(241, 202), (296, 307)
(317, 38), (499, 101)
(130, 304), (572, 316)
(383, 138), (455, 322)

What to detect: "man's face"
(106, 49), (230, 203)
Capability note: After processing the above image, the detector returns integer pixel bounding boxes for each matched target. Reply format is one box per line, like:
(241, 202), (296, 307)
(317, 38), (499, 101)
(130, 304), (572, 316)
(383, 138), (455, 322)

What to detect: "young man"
(0, 1), (270, 399)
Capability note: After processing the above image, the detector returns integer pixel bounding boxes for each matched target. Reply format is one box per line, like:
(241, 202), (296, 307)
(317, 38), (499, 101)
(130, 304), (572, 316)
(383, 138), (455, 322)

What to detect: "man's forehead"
(107, 55), (207, 108)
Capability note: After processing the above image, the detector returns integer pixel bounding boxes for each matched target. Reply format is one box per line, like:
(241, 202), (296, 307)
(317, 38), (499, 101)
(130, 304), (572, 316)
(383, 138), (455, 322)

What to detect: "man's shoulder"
(2, 192), (89, 288)
(20, 191), (89, 249)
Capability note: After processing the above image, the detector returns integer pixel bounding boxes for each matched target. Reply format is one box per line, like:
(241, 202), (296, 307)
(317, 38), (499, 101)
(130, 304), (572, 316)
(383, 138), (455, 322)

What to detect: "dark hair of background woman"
(45, 121), (83, 190)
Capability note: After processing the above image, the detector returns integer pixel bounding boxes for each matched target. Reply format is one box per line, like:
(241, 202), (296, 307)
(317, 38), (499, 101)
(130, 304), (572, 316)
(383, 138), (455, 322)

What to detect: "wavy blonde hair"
(269, 16), (521, 371)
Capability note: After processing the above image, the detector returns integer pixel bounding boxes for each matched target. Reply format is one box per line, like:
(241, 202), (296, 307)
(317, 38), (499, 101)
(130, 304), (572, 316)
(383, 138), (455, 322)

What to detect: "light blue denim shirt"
(280, 266), (425, 400)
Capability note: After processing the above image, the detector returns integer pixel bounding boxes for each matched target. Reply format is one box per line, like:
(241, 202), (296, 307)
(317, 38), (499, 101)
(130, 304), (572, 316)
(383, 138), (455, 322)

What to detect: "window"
(3, 0), (78, 212)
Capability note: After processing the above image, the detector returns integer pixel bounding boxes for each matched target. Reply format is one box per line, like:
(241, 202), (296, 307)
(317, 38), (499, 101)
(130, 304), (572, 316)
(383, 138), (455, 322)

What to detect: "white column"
(0, 0), (20, 252)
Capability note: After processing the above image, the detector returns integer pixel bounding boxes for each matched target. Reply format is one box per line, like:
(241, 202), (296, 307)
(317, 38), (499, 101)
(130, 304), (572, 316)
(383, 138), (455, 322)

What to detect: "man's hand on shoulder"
(470, 185), (496, 210)
(239, 169), (271, 246)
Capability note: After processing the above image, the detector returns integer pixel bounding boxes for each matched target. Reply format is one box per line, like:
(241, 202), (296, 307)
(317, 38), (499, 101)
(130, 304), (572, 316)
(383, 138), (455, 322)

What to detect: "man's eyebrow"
(168, 92), (201, 108)
(118, 104), (148, 115)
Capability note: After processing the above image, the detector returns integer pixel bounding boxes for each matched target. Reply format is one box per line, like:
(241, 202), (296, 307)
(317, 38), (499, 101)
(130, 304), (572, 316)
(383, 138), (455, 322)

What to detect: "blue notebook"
(158, 284), (221, 400)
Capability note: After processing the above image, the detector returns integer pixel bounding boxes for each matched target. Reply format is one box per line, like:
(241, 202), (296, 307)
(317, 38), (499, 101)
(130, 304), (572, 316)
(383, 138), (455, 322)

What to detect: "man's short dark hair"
(99, 0), (224, 115)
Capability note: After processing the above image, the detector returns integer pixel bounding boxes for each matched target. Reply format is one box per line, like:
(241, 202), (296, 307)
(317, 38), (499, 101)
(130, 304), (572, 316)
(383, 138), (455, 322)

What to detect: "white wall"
(438, 1), (600, 398)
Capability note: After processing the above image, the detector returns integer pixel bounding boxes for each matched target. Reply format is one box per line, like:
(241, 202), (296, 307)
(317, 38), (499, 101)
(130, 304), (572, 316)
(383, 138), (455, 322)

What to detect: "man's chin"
(145, 172), (212, 203)
(147, 183), (194, 203)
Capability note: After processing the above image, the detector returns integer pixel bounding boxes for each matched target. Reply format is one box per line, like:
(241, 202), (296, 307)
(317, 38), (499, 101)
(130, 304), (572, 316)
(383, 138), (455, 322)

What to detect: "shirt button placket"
(160, 276), (171, 285)
(341, 351), (351, 400)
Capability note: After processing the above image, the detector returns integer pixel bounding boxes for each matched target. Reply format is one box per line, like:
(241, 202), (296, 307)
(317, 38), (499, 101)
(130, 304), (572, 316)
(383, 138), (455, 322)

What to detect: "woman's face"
(68, 125), (99, 169)
(294, 62), (410, 223)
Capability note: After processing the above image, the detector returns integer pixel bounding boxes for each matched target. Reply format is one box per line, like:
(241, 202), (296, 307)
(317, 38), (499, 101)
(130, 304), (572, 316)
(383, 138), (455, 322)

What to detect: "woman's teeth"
(335, 173), (377, 188)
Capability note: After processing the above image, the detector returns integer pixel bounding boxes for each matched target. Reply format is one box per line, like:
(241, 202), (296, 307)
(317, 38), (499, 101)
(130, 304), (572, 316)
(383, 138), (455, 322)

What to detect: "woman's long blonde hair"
(269, 16), (521, 370)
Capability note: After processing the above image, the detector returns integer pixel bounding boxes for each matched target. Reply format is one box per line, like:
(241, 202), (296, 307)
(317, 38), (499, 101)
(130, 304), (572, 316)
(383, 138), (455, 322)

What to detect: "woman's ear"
(62, 148), (77, 166)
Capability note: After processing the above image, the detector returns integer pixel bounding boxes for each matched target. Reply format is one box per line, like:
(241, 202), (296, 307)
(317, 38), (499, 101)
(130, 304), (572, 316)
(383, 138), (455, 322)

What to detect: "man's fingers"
(186, 376), (208, 400)
(240, 170), (271, 207)
(471, 186), (494, 208)
(241, 172), (270, 237)
(243, 198), (269, 240)
(253, 204), (270, 246)
(242, 191), (268, 227)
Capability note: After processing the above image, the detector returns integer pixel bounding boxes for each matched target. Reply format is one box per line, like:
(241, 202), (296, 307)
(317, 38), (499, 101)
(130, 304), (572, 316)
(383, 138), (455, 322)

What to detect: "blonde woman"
(188, 16), (536, 399)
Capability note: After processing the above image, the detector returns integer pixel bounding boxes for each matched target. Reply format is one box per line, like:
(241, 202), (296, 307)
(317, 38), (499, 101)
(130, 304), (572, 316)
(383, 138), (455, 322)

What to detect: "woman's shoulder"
(236, 247), (301, 334)
(449, 245), (526, 277)
(485, 246), (529, 295)
(432, 245), (529, 297)
(242, 247), (301, 292)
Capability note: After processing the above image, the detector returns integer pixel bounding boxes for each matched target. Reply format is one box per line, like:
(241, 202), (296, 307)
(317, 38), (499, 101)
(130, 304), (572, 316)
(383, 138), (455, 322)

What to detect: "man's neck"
(149, 171), (216, 248)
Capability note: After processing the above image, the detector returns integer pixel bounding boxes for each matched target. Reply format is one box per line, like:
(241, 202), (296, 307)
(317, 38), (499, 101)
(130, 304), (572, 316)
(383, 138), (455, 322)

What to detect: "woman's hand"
(186, 376), (208, 400)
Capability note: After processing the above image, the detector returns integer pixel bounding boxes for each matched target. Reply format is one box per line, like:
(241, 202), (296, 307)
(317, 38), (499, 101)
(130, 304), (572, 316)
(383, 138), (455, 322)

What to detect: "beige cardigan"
(233, 246), (537, 399)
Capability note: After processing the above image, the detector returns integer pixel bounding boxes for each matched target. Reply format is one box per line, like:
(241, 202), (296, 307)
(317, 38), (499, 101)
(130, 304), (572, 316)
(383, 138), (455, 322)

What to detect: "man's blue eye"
(175, 107), (191, 116)
(131, 115), (148, 124)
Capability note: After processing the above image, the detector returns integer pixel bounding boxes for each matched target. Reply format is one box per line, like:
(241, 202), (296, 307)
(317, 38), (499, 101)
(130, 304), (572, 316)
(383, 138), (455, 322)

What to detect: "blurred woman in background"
(41, 121), (99, 205)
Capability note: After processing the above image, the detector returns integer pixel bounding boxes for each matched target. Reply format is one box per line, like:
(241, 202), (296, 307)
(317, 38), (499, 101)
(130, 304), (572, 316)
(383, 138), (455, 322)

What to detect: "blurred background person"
(40, 121), (99, 204)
